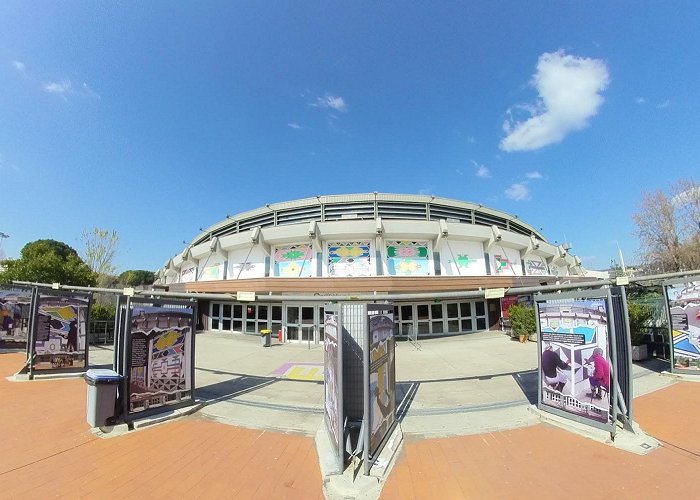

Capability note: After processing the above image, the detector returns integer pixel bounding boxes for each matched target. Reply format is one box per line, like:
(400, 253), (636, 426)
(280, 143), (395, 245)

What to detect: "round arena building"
(157, 193), (595, 342)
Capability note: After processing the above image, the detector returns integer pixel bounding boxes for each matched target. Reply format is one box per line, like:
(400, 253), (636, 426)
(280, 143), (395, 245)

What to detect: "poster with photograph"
(127, 306), (194, 414)
(538, 299), (611, 423)
(367, 305), (395, 456)
(0, 288), (32, 345)
(323, 311), (342, 457)
(33, 294), (89, 370)
(665, 282), (700, 372)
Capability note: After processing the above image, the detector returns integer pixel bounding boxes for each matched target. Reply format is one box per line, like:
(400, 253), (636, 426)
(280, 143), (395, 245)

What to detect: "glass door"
(283, 304), (324, 344)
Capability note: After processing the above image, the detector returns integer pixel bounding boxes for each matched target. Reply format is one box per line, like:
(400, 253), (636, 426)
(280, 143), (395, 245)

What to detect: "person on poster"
(67, 319), (78, 352)
(541, 344), (569, 392)
(586, 347), (610, 399)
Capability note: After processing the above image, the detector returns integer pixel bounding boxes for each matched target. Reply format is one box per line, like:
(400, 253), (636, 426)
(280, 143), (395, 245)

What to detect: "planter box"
(632, 344), (648, 361)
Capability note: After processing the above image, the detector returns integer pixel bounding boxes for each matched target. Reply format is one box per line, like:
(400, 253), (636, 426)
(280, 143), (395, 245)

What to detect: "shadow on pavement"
(512, 369), (538, 405)
(633, 357), (671, 375)
(396, 381), (420, 421)
(197, 376), (279, 405)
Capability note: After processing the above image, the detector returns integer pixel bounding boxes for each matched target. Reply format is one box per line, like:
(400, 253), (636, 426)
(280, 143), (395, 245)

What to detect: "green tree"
(0, 239), (97, 286)
(633, 178), (700, 271)
(118, 270), (155, 286)
(81, 227), (119, 287)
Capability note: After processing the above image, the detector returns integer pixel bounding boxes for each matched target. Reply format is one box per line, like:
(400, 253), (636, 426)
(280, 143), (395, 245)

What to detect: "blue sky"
(1, 2), (699, 272)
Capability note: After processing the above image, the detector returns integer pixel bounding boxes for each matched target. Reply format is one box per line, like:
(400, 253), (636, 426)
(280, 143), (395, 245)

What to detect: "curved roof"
(188, 193), (546, 247)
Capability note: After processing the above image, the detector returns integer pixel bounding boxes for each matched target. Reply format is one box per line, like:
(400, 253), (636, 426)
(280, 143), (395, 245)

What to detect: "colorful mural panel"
(538, 299), (610, 424)
(665, 282), (700, 372)
(274, 244), (313, 277)
(386, 241), (430, 276)
(128, 306), (194, 414)
(200, 262), (222, 281)
(180, 266), (196, 283)
(526, 258), (549, 276)
(33, 294), (89, 370)
(328, 241), (372, 277)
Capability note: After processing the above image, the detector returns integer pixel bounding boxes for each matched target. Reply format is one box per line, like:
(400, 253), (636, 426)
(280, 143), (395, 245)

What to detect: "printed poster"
(538, 299), (611, 423)
(324, 312), (342, 455)
(128, 306), (194, 414)
(0, 288), (32, 344)
(33, 294), (89, 370)
(665, 282), (700, 372)
(367, 305), (396, 456)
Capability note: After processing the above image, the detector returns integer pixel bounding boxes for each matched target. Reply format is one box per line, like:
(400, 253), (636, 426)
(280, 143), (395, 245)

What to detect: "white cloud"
(287, 122), (301, 130)
(500, 50), (610, 152)
(11, 60), (25, 72)
(472, 160), (490, 178)
(636, 97), (646, 104)
(657, 99), (670, 109)
(505, 183), (530, 201)
(525, 171), (543, 179)
(455, 168), (464, 176)
(43, 79), (72, 96)
(311, 93), (347, 112)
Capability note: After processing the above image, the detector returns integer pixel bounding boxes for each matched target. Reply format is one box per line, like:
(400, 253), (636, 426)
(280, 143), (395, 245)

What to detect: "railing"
(640, 326), (669, 360)
(88, 320), (115, 345)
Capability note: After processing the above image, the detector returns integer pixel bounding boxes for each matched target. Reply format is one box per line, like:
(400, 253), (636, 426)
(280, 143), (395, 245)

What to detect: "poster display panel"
(537, 298), (611, 424)
(127, 305), (194, 414)
(367, 305), (396, 457)
(323, 310), (343, 466)
(665, 281), (700, 373)
(33, 292), (90, 370)
(0, 288), (32, 344)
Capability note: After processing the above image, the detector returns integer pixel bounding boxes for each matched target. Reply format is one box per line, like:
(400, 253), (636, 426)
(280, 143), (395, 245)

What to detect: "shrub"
(628, 302), (653, 346)
(508, 304), (536, 340)
(91, 303), (116, 322)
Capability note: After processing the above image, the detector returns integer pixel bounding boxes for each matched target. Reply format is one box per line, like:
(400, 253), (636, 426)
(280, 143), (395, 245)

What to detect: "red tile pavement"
(382, 382), (700, 499)
(4, 346), (700, 500)
(0, 352), (323, 499)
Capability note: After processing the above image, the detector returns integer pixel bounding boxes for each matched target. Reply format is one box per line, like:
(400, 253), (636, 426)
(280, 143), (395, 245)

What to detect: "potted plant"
(508, 304), (536, 343)
(628, 302), (653, 361)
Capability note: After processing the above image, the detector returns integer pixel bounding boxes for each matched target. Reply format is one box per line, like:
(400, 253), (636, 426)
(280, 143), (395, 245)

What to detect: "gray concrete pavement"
(87, 330), (678, 437)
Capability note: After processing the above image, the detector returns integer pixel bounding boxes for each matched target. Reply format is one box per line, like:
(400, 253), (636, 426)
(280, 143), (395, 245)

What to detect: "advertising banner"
(127, 305), (194, 414)
(323, 310), (343, 466)
(665, 281), (700, 373)
(537, 298), (611, 424)
(0, 288), (32, 344)
(367, 305), (396, 457)
(32, 293), (90, 370)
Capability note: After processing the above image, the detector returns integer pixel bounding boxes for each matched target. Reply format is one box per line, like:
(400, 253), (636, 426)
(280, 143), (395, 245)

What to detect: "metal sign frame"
(120, 297), (198, 422)
(363, 303), (397, 475)
(662, 278), (700, 375)
(535, 289), (619, 435)
(29, 288), (93, 379)
(323, 305), (344, 472)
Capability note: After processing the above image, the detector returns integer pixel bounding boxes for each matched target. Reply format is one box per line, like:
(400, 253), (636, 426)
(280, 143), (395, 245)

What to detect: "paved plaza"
(1, 331), (699, 498)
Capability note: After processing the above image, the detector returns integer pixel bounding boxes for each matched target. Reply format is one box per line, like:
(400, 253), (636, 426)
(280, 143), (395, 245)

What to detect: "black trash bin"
(84, 368), (122, 427)
(260, 329), (271, 347)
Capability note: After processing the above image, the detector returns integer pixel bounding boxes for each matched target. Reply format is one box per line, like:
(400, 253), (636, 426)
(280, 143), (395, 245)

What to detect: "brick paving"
(3, 346), (700, 500)
(382, 381), (700, 499)
(0, 352), (323, 499)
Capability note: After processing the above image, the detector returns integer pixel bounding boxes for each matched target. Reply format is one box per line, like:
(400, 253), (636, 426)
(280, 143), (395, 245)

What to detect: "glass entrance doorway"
(284, 304), (325, 344)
